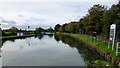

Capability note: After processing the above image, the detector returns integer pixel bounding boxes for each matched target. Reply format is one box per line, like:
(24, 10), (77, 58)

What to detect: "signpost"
(108, 24), (116, 51)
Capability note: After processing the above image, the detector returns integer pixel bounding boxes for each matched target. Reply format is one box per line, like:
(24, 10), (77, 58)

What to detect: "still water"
(1, 34), (105, 66)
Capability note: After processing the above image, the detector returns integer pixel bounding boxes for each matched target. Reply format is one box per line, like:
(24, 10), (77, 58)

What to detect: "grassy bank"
(0, 34), (35, 40)
(62, 33), (119, 58)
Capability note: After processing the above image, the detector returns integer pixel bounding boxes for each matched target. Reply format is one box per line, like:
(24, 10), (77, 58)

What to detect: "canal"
(1, 34), (108, 67)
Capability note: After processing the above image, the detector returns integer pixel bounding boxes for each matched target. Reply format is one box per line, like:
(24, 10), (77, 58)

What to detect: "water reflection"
(38, 35), (44, 40)
(1, 40), (15, 48)
(47, 34), (53, 38)
(54, 34), (60, 42)
(26, 37), (31, 46)
(54, 34), (105, 66)
(2, 35), (85, 66)
(0, 34), (115, 67)
(1, 36), (35, 47)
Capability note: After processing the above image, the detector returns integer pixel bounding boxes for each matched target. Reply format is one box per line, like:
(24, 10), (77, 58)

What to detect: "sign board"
(109, 24), (116, 41)
(108, 24), (116, 50)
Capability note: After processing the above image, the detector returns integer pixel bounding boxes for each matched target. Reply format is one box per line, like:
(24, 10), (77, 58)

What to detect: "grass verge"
(62, 33), (119, 58)
(0, 34), (35, 39)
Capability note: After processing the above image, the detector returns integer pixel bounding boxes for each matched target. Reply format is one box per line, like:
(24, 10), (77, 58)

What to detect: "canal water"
(1, 34), (105, 66)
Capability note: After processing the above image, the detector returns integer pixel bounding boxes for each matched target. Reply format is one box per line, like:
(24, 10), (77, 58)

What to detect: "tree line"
(1, 26), (54, 36)
(54, 1), (120, 41)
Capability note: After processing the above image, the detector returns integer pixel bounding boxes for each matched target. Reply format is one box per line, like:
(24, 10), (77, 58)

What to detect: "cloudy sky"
(0, 0), (118, 30)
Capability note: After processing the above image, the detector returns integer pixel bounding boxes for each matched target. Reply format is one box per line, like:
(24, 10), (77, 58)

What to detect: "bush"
(2, 32), (17, 36)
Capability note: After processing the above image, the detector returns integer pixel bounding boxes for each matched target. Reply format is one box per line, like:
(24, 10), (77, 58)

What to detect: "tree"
(78, 18), (86, 34)
(65, 21), (80, 33)
(54, 24), (61, 32)
(9, 27), (18, 33)
(65, 22), (75, 33)
(101, 1), (120, 41)
(59, 23), (67, 32)
(46, 27), (54, 32)
(108, 2), (120, 41)
(35, 27), (45, 34)
(101, 9), (113, 39)
(87, 4), (107, 35)
(81, 15), (91, 34)
(56, 1), (120, 41)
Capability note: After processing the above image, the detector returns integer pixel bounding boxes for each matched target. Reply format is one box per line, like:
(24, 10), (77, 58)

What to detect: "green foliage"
(54, 24), (61, 32)
(56, 1), (120, 41)
(59, 23), (67, 32)
(93, 60), (113, 66)
(56, 33), (113, 66)
(9, 27), (18, 33)
(2, 27), (18, 36)
(0, 34), (35, 39)
(59, 22), (82, 34)
(46, 27), (54, 32)
(110, 3), (120, 41)
(65, 22), (76, 33)
(101, 10), (111, 39)
(84, 4), (106, 35)
(101, 2), (120, 41)
(62, 33), (120, 58)
(35, 27), (45, 34)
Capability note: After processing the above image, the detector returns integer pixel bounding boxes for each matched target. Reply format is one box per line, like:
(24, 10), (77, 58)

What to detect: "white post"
(108, 41), (110, 48)
(116, 42), (119, 56)
(112, 24), (116, 50)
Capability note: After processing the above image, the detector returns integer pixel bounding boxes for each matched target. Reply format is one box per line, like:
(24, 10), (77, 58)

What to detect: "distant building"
(17, 32), (23, 36)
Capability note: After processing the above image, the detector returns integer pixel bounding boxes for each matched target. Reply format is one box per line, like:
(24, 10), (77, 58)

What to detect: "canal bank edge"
(0, 34), (35, 40)
(60, 33), (120, 66)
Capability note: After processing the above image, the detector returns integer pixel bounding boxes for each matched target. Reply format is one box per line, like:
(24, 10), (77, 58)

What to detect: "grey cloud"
(29, 17), (45, 22)
(0, 17), (16, 24)
(1, 23), (16, 29)
(18, 14), (24, 18)
(2, 20), (16, 24)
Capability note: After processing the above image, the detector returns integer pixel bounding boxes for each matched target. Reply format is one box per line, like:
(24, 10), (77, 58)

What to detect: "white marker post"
(112, 24), (116, 50)
(116, 42), (120, 56)
(108, 24), (116, 51)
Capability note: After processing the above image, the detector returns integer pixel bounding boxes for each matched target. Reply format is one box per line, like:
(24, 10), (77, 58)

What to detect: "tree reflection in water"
(54, 34), (106, 66)
(54, 34), (60, 42)
(47, 34), (53, 38)
(1, 34), (117, 67)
